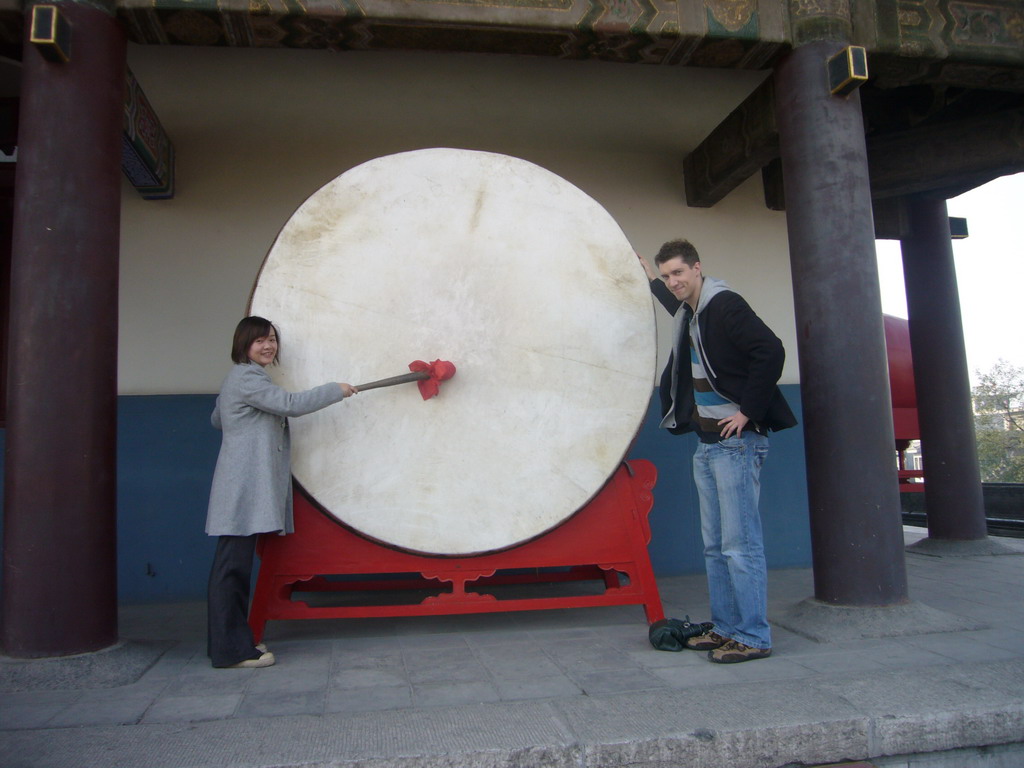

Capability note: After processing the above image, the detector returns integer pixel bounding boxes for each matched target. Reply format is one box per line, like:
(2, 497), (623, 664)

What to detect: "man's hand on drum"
(636, 252), (658, 282)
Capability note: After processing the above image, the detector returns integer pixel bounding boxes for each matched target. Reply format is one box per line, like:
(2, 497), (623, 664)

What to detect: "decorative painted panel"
(947, 0), (1024, 51)
(122, 66), (175, 199)
(891, 0), (1024, 59)
(706, 0), (759, 37)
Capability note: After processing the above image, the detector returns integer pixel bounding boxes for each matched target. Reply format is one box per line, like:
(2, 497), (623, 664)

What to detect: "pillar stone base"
(0, 641), (170, 692)
(773, 598), (986, 643)
(907, 537), (1023, 558)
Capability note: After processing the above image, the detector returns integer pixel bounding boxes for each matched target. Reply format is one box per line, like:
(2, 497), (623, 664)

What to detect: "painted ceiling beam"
(684, 91), (1023, 210)
(116, 0), (789, 70)
(683, 77), (777, 208)
(0, 0), (1020, 82)
(866, 106), (1024, 200)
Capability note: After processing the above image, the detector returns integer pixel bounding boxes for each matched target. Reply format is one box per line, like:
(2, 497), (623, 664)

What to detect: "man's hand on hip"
(718, 412), (750, 439)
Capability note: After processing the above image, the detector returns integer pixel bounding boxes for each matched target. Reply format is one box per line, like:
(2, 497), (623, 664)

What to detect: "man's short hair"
(654, 239), (700, 267)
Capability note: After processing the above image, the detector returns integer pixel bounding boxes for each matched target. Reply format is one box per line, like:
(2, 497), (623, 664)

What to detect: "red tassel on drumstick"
(355, 359), (456, 400)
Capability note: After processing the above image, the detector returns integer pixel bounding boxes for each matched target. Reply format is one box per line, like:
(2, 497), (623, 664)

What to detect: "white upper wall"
(119, 44), (797, 394)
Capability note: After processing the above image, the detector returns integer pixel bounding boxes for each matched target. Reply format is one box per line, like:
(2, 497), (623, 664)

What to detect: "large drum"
(250, 149), (656, 556)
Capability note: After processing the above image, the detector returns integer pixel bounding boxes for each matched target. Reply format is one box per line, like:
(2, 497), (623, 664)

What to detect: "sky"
(875, 171), (1024, 385)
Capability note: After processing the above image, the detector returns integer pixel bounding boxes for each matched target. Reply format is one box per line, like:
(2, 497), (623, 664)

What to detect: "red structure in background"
(884, 314), (924, 491)
(248, 460), (664, 642)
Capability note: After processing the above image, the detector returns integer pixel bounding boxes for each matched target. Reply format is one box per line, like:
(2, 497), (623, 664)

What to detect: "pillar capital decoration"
(787, 0), (851, 45)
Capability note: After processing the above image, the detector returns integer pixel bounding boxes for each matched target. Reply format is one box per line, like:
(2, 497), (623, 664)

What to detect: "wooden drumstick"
(355, 371), (430, 391)
(355, 359), (456, 400)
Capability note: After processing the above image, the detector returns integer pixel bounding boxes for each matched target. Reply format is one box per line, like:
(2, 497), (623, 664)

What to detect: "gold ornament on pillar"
(827, 45), (868, 96)
(29, 4), (71, 63)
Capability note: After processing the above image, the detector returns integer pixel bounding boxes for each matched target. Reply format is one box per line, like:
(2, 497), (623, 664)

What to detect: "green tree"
(972, 359), (1024, 483)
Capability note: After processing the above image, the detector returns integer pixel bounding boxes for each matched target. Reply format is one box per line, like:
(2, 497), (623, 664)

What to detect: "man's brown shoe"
(684, 630), (729, 651)
(707, 640), (771, 663)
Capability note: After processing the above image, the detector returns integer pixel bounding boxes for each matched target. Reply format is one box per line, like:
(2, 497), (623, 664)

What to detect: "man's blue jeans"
(692, 431), (771, 650)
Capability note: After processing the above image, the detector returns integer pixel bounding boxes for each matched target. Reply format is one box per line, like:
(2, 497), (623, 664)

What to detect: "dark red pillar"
(774, 41), (909, 606)
(900, 197), (988, 541)
(2, 2), (125, 657)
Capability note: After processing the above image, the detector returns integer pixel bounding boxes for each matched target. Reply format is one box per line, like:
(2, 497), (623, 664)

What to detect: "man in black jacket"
(640, 239), (796, 663)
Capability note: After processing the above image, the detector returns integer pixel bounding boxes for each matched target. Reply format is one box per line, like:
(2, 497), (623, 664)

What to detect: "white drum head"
(250, 148), (655, 556)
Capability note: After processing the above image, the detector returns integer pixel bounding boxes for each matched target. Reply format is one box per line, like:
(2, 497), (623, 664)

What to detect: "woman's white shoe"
(225, 651), (275, 669)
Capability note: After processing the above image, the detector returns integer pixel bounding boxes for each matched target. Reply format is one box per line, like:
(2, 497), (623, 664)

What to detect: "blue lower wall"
(633, 384), (810, 576)
(0, 386), (809, 603)
(116, 396), (222, 603)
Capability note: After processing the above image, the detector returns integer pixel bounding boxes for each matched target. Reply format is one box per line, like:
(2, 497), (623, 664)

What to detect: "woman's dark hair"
(231, 316), (280, 365)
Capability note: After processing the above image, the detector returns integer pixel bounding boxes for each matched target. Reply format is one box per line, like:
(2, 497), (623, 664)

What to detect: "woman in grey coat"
(206, 316), (357, 668)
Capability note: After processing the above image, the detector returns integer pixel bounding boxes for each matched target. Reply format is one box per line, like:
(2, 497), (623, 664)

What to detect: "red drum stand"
(248, 460), (664, 643)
